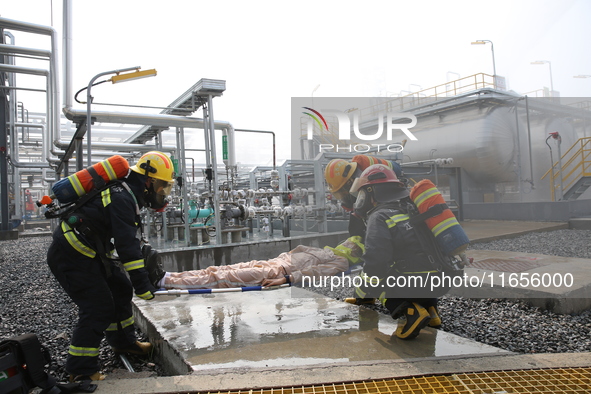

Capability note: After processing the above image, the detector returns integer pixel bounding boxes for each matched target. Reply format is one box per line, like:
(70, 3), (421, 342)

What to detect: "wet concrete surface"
(136, 287), (507, 374)
(124, 219), (591, 393)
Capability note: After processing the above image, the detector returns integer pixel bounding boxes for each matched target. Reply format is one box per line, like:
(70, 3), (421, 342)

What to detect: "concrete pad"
(0, 230), (19, 240)
(462, 220), (568, 243)
(134, 287), (507, 376)
(454, 249), (591, 313)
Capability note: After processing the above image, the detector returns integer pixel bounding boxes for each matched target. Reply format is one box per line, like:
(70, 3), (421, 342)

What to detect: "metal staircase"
(542, 137), (591, 201)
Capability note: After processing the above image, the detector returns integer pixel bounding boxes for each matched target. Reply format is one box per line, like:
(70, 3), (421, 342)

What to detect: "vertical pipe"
(207, 95), (222, 245)
(514, 101), (523, 201)
(3, 32), (19, 222)
(525, 96), (534, 187)
(177, 127), (189, 247)
(556, 138), (564, 200)
(0, 73), (9, 231)
(62, 0), (73, 110)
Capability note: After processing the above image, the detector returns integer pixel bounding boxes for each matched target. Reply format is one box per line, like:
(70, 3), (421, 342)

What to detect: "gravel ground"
(0, 234), (164, 382)
(1, 228), (590, 382)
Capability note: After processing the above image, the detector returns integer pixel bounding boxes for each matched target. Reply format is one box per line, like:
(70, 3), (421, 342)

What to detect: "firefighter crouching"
(349, 164), (446, 340)
(47, 151), (175, 382)
(323, 155), (406, 306)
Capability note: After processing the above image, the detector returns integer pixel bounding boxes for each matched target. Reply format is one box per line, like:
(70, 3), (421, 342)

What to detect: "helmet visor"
(349, 176), (367, 195)
(152, 178), (174, 196)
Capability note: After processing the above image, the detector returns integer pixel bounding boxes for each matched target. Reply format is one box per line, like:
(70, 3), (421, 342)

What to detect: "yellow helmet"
(131, 151), (175, 182)
(324, 159), (358, 199)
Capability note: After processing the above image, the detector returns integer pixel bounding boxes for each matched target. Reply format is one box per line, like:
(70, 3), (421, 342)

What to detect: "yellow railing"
(299, 73), (496, 146)
(361, 73), (495, 117)
(541, 137), (591, 201)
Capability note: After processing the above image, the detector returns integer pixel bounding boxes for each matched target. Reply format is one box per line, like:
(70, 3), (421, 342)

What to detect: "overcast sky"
(3, 0), (590, 165)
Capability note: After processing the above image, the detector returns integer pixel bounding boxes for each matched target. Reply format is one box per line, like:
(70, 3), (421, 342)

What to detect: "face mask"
(145, 183), (169, 212)
(340, 193), (356, 211)
(353, 189), (373, 217)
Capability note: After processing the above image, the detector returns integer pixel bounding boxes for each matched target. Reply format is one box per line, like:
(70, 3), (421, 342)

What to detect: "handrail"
(360, 73), (496, 117)
(299, 73), (497, 146)
(541, 137), (591, 201)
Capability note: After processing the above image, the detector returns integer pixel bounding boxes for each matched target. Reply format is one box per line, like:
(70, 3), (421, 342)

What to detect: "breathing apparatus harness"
(59, 176), (143, 278)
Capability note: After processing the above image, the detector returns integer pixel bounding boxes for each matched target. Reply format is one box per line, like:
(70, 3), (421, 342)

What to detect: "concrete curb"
(94, 352), (591, 394)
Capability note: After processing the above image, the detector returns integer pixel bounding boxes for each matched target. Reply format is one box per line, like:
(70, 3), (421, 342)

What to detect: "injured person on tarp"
(144, 237), (365, 290)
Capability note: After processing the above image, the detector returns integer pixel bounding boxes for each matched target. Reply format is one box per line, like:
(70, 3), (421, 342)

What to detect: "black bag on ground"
(0, 334), (99, 393)
(0, 333), (61, 394)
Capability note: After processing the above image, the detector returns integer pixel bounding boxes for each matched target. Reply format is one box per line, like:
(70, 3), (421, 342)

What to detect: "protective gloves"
(325, 235), (365, 265)
(129, 269), (156, 300)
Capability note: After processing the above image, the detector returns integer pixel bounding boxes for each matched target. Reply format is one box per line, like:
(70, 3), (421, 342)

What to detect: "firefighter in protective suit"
(324, 156), (406, 306)
(47, 151), (175, 382)
(349, 164), (443, 340)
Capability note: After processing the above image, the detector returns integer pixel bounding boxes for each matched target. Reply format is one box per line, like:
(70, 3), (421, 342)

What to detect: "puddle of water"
(138, 287), (507, 371)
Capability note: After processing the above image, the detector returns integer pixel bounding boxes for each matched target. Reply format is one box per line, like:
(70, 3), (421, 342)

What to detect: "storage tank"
(400, 102), (579, 190)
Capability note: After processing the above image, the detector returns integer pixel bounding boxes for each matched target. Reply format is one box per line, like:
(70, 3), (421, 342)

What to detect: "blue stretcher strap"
(154, 283), (291, 296)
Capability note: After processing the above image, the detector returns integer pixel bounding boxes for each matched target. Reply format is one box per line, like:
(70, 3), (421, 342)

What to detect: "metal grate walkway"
(205, 367), (591, 394)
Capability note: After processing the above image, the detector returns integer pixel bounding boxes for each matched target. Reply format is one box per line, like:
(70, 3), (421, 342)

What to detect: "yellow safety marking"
(431, 216), (460, 237)
(68, 345), (99, 357)
(123, 259), (144, 272)
(137, 291), (154, 300)
(413, 187), (439, 209)
(101, 188), (112, 207)
(386, 214), (410, 228)
(70, 174), (86, 197)
(61, 222), (96, 258)
(106, 316), (135, 331)
(202, 367), (591, 394)
(101, 160), (118, 181)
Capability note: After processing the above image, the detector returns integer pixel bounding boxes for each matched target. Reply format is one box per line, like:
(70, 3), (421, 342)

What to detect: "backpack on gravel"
(0, 333), (97, 394)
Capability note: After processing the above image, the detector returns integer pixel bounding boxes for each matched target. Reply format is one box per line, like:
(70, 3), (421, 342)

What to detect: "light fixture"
(110, 68), (157, 84)
(84, 66), (157, 167)
(471, 40), (496, 87)
(530, 60), (554, 97)
(573, 75), (591, 78)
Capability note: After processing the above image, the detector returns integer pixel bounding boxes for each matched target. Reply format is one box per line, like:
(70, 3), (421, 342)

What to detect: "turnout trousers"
(47, 233), (138, 376)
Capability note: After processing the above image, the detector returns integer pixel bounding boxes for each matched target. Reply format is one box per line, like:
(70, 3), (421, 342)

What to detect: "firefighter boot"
(111, 340), (153, 356)
(428, 305), (442, 328)
(69, 371), (106, 382)
(344, 298), (376, 305)
(395, 303), (431, 340)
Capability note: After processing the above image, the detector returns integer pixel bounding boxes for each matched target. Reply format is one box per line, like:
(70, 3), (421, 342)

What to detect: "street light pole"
(531, 60), (554, 97)
(85, 66), (157, 166)
(471, 40), (497, 88)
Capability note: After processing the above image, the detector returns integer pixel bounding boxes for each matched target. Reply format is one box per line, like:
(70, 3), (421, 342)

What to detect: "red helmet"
(350, 164), (407, 215)
(350, 164), (403, 194)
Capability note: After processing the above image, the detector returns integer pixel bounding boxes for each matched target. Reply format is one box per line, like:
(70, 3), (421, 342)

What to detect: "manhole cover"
(468, 258), (550, 273)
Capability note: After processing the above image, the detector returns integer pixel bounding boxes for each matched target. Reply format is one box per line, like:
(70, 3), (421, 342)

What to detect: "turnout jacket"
(362, 202), (440, 278)
(58, 175), (155, 298)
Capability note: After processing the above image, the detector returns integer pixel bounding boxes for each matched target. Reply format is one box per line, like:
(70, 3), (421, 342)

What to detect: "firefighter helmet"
(350, 164), (408, 216)
(131, 151), (175, 210)
(324, 159), (358, 199)
(131, 151), (175, 182)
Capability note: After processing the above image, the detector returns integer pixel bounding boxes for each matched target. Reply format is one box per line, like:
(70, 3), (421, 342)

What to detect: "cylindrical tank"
(401, 104), (580, 187)
(403, 106), (521, 183)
